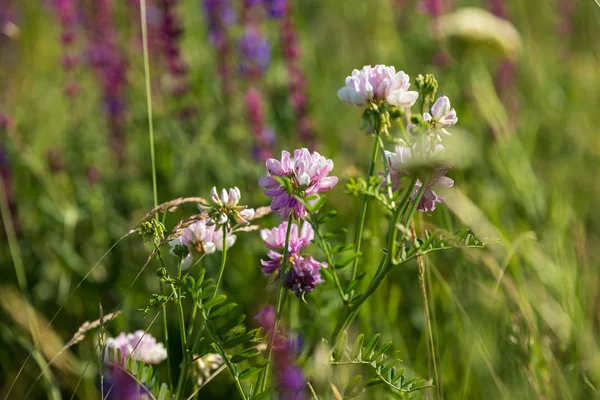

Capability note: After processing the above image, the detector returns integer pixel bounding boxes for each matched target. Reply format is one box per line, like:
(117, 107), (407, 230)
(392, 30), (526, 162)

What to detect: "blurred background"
(1, 0), (599, 398)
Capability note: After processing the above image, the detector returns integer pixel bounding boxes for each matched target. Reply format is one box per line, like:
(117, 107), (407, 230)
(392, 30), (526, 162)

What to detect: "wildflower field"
(1, 0), (599, 399)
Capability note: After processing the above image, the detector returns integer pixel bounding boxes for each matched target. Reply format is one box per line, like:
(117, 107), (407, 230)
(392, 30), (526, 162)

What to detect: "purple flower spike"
(259, 149), (338, 219)
(239, 25), (271, 80)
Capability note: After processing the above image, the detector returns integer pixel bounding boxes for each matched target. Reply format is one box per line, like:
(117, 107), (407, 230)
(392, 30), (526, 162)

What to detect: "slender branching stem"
(310, 214), (346, 302)
(350, 136), (379, 282)
(258, 214), (294, 392)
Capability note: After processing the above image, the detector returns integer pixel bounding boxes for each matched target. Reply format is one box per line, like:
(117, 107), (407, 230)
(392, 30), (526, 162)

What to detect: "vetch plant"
(87, 66), (485, 400)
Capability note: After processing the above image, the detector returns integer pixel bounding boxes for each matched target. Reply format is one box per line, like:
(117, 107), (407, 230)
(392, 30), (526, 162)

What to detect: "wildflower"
(260, 220), (313, 254)
(53, 0), (80, 98)
(265, 0), (287, 18)
(193, 353), (224, 385)
(260, 221), (326, 296)
(204, 186), (256, 227)
(238, 25), (271, 79)
(169, 219), (236, 269)
(424, 95), (458, 139)
(106, 331), (167, 365)
(384, 143), (454, 212)
(337, 65), (419, 108)
(259, 149), (338, 219)
(285, 255), (326, 297)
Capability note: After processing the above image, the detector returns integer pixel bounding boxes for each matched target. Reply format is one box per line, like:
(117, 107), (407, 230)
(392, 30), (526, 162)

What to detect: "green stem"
(350, 137), (380, 282)
(332, 180), (426, 346)
(257, 214), (294, 392)
(140, 0), (158, 209)
(377, 135), (394, 201)
(182, 225), (230, 398)
(173, 257), (188, 397)
(309, 214), (346, 302)
(203, 320), (247, 400)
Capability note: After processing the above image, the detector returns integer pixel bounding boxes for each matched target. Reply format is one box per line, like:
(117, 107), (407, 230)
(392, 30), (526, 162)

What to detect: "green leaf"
(230, 348), (260, 363)
(334, 251), (362, 269)
(197, 285), (217, 300)
(216, 315), (246, 336)
(363, 334), (380, 360)
(333, 330), (348, 362)
(202, 294), (227, 309)
(318, 209), (338, 223)
(351, 334), (364, 361)
(209, 303), (238, 319)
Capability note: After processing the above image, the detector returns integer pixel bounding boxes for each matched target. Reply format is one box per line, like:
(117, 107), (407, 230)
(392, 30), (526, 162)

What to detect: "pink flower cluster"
(338, 65), (419, 108)
(106, 331), (167, 365)
(169, 218), (236, 269)
(261, 221), (327, 296)
(384, 143), (454, 212)
(259, 148), (338, 219)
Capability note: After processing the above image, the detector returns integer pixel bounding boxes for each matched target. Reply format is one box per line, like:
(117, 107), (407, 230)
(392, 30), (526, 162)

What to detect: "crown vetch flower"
(205, 186), (256, 226)
(259, 149), (338, 219)
(285, 255), (326, 297)
(384, 143), (454, 212)
(106, 331), (167, 365)
(169, 219), (236, 269)
(338, 65), (419, 108)
(424, 96), (458, 138)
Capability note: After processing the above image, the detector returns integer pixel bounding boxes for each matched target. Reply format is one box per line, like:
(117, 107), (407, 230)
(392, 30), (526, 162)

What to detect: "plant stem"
(181, 225), (230, 398)
(173, 257), (188, 400)
(310, 214), (346, 302)
(140, 0), (158, 210)
(350, 136), (379, 282)
(332, 181), (426, 346)
(258, 214), (294, 392)
(377, 135), (394, 201)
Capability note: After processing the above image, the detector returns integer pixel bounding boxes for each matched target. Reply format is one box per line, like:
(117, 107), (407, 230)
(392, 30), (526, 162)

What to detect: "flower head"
(384, 143), (454, 212)
(285, 255), (326, 297)
(169, 219), (236, 269)
(259, 149), (338, 219)
(260, 221), (326, 296)
(423, 96), (458, 138)
(338, 65), (419, 108)
(106, 331), (167, 365)
(205, 186), (256, 226)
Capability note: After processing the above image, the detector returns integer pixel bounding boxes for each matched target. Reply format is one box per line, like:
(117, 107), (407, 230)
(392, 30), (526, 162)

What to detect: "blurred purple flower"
(86, 0), (128, 165)
(265, 0), (286, 18)
(245, 87), (276, 161)
(557, 0), (574, 37)
(239, 25), (271, 79)
(259, 148), (338, 219)
(157, 0), (192, 101)
(255, 305), (308, 399)
(488, 0), (506, 19)
(53, 0), (80, 98)
(202, 0), (236, 99)
(103, 363), (152, 400)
